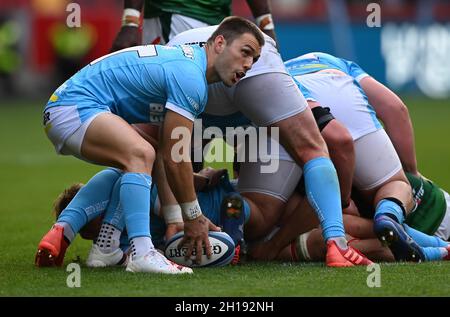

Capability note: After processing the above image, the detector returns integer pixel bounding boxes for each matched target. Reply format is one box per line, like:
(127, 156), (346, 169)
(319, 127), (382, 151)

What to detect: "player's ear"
(213, 35), (226, 53)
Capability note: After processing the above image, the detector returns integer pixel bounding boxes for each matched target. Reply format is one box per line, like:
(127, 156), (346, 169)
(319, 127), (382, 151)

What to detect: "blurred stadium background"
(1, 0), (450, 99)
(1, 0), (450, 296)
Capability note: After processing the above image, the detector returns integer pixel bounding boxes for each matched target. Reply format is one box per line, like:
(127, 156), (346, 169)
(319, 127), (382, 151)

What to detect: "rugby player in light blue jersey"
(282, 52), (439, 262)
(35, 16), (264, 274)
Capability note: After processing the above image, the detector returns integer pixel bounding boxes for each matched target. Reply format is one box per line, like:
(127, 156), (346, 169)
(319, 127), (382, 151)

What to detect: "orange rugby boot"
(326, 240), (374, 267)
(35, 224), (69, 267)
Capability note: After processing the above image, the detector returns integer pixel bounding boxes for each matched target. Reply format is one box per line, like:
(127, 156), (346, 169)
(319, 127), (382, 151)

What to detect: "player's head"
(207, 16), (264, 86)
(52, 183), (83, 217)
(52, 183), (103, 240)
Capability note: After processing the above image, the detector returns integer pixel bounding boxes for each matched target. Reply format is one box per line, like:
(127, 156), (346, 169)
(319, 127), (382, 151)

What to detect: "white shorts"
(237, 159), (302, 202)
(353, 129), (402, 190)
(206, 73), (308, 127)
(44, 105), (109, 159)
(294, 72), (382, 141)
(435, 190), (450, 241)
(240, 123), (401, 193)
(237, 136), (302, 202)
(143, 14), (209, 44)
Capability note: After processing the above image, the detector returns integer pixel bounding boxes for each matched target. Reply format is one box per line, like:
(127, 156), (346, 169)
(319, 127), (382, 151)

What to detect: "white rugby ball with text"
(165, 231), (235, 267)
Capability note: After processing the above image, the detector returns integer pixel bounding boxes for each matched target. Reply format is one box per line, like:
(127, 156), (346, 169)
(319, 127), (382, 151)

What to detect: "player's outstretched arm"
(160, 110), (220, 264)
(110, 0), (144, 52)
(246, 0), (278, 45)
(359, 76), (419, 175)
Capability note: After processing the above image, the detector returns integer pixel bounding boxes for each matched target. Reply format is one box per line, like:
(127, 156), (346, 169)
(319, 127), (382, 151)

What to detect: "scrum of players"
(35, 0), (450, 274)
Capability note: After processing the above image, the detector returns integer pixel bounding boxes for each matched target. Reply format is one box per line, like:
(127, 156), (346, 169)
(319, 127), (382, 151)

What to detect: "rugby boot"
(374, 215), (425, 262)
(35, 224), (69, 267)
(326, 240), (374, 267)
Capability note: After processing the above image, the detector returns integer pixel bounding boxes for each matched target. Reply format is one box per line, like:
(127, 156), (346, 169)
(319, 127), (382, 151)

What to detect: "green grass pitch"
(0, 97), (449, 297)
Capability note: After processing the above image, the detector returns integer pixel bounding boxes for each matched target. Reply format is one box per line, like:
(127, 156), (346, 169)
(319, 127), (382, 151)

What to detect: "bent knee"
(123, 142), (156, 172)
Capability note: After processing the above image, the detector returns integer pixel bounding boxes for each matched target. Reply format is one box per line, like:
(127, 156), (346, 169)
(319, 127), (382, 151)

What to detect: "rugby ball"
(165, 231), (235, 267)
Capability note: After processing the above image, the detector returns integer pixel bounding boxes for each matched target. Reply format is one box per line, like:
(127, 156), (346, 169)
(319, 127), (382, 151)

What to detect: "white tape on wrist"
(255, 13), (274, 31)
(122, 8), (141, 27)
(181, 200), (203, 220)
(161, 205), (183, 224)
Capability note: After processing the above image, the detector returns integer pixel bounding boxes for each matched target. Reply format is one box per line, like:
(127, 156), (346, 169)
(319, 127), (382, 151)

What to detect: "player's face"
(215, 33), (261, 87)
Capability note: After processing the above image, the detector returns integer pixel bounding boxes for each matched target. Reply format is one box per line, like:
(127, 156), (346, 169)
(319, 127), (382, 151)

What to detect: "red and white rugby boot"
(35, 224), (69, 267)
(126, 249), (193, 274)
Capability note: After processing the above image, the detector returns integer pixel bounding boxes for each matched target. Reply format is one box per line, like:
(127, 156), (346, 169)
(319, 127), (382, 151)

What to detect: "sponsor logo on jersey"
(149, 103), (165, 123)
(180, 45), (195, 59)
(187, 96), (199, 111)
(183, 41), (207, 47)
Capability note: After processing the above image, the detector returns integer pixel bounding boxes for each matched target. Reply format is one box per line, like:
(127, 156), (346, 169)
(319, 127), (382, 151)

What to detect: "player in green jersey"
(111, 0), (277, 51)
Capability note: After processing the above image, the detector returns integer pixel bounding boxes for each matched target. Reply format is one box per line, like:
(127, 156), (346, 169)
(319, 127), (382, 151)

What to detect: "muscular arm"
(160, 110), (219, 263)
(160, 110), (197, 203)
(246, 0), (278, 44)
(359, 76), (419, 175)
(110, 0), (144, 52)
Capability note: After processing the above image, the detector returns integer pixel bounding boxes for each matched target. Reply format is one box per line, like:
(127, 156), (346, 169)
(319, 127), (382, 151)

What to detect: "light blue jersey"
(285, 52), (369, 82)
(45, 44), (208, 124)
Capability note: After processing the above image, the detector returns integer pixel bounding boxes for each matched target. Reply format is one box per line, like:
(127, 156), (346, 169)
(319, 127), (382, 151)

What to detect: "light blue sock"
(374, 199), (405, 223)
(94, 178), (125, 253)
(57, 168), (122, 241)
(404, 224), (449, 248)
(120, 172), (152, 240)
(422, 247), (448, 261)
(303, 157), (345, 241)
(102, 177), (125, 231)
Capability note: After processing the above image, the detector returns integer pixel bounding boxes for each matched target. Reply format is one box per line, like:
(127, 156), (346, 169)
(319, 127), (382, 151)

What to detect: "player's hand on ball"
(165, 222), (184, 241)
(179, 215), (220, 264)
